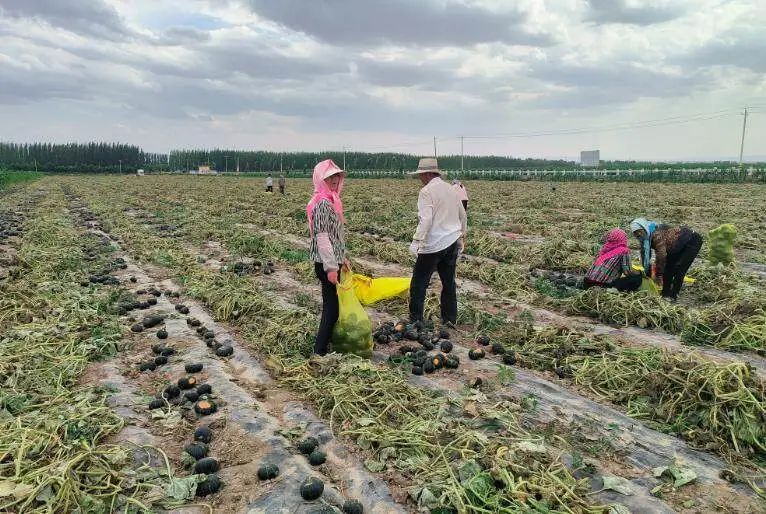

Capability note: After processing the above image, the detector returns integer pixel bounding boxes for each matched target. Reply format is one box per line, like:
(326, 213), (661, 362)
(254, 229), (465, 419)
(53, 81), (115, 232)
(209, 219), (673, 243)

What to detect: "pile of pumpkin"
(189, 316), (234, 358)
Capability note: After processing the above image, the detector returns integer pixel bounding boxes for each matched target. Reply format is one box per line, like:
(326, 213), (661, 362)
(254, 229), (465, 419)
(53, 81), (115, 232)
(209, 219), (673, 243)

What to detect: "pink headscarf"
(306, 159), (345, 232)
(594, 228), (630, 266)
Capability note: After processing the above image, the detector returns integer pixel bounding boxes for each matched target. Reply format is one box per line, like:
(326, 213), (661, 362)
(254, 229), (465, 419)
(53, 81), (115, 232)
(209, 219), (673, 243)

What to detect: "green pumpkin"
(300, 477), (324, 501)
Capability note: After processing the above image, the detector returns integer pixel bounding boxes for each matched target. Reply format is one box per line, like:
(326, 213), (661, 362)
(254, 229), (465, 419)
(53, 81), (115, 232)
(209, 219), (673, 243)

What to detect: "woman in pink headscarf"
(584, 228), (642, 292)
(307, 159), (350, 355)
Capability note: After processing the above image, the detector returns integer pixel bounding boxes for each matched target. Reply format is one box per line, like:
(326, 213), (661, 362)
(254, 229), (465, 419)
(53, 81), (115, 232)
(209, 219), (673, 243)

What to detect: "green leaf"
(364, 459), (386, 473)
(601, 475), (634, 496)
(164, 475), (205, 501)
(0, 480), (36, 500)
(609, 505), (631, 514)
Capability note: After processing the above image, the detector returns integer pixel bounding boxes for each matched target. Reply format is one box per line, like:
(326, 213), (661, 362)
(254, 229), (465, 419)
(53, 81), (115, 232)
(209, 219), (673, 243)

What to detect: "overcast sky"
(0, 0), (764, 161)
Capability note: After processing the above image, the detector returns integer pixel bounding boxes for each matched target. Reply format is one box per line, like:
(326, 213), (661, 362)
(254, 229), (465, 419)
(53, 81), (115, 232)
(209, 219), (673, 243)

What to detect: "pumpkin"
(184, 391), (199, 403)
(298, 437), (319, 455)
(300, 477), (324, 501)
(151, 343), (165, 354)
(308, 450), (327, 466)
(469, 377), (483, 388)
(142, 315), (164, 328)
(196, 326), (207, 335)
(411, 366), (424, 375)
(196, 475), (221, 497)
(138, 361), (156, 372)
(163, 385), (180, 399)
(439, 340), (453, 353)
(154, 355), (168, 366)
(185, 363), (203, 373)
(423, 361), (436, 374)
(257, 464), (279, 480)
(431, 353), (446, 369)
(468, 348), (485, 360)
(178, 376), (197, 389)
(445, 356), (460, 369)
(420, 340), (435, 351)
(203, 330), (215, 340)
(183, 443), (207, 460)
(475, 335), (490, 346)
(156, 329), (168, 339)
(194, 426), (212, 443)
(147, 297), (157, 306)
(194, 400), (217, 415)
(148, 398), (164, 410)
(179, 306), (190, 314)
(491, 343), (505, 355)
(189, 318), (201, 327)
(194, 457), (219, 474)
(502, 353), (517, 366)
(343, 499), (364, 514)
(130, 323), (144, 333)
(196, 384), (212, 396)
(215, 346), (234, 357)
(159, 347), (175, 356)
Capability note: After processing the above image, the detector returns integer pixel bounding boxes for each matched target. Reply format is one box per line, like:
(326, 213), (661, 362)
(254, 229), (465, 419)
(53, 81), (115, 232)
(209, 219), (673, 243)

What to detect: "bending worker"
(408, 158), (467, 330)
(584, 228), (642, 292)
(630, 217), (703, 300)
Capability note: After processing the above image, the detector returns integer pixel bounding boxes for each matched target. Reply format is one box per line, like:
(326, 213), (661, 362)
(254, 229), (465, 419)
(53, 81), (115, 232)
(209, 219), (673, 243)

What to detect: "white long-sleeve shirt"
(413, 177), (467, 254)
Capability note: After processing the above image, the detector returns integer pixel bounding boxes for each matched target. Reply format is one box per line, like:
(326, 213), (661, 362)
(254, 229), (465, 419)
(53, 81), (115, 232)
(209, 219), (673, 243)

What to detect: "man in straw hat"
(408, 157), (467, 329)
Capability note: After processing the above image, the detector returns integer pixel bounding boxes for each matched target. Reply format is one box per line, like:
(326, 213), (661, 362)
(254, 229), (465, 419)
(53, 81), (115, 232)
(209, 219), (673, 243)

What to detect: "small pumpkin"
(196, 384), (213, 396)
(502, 353), (517, 366)
(431, 353), (446, 369)
(148, 398), (164, 410)
(300, 477), (325, 501)
(196, 326), (207, 335)
(194, 457), (219, 474)
(154, 355), (168, 366)
(439, 340), (453, 353)
(468, 348), (485, 360)
(469, 377), (483, 388)
(183, 442), (208, 460)
(160, 347), (175, 356)
(142, 315), (164, 328)
(130, 323), (144, 333)
(138, 361), (156, 372)
(411, 366), (424, 376)
(194, 426), (212, 443)
(147, 297), (158, 306)
(343, 499), (364, 514)
(475, 335), (490, 346)
(257, 463), (279, 480)
(308, 450), (327, 466)
(151, 343), (165, 354)
(194, 400), (217, 415)
(163, 385), (181, 399)
(185, 363), (203, 373)
(445, 356), (460, 369)
(423, 361), (436, 374)
(420, 340), (435, 351)
(490, 343), (505, 355)
(298, 437), (319, 455)
(184, 391), (199, 403)
(156, 329), (168, 339)
(203, 330), (215, 340)
(215, 346), (234, 357)
(178, 376), (197, 389)
(179, 306), (190, 314)
(189, 318), (201, 327)
(196, 475), (221, 497)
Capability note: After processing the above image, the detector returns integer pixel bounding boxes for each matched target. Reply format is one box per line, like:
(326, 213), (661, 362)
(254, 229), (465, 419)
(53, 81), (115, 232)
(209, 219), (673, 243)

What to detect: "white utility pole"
(280, 154), (283, 174)
(224, 155), (229, 173)
(739, 108), (748, 166)
(460, 135), (464, 172)
(119, 159), (122, 173)
(342, 146), (346, 170)
(433, 137), (437, 158)
(236, 157), (240, 173)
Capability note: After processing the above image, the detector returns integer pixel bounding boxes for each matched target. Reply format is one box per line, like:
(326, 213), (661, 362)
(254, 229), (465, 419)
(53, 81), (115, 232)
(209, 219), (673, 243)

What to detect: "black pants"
(279, 185), (285, 194)
(662, 233), (703, 299)
(584, 273), (642, 292)
(461, 200), (468, 212)
(266, 185), (273, 192)
(314, 263), (339, 355)
(409, 241), (459, 324)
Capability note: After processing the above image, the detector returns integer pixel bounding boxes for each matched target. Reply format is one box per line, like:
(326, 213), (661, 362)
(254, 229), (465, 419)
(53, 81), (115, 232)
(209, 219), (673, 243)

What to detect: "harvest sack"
(332, 272), (373, 358)
(352, 274), (411, 305)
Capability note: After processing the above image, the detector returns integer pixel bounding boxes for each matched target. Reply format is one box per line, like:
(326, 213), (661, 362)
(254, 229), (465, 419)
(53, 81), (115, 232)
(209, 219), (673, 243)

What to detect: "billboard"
(580, 150), (600, 168)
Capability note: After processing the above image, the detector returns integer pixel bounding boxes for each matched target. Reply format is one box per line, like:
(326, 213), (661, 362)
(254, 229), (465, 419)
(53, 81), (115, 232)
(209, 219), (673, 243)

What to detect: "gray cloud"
(246, 0), (551, 47)
(0, 0), (130, 39)
(585, 0), (685, 26)
(155, 26), (212, 46)
(681, 31), (766, 73)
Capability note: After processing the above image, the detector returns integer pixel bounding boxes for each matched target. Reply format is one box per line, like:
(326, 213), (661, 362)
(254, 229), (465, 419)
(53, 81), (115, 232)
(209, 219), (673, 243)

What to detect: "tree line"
(0, 141), (760, 174)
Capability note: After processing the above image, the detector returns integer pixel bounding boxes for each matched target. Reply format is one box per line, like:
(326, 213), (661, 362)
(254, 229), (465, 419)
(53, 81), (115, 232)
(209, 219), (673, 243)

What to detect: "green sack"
(332, 271), (373, 358)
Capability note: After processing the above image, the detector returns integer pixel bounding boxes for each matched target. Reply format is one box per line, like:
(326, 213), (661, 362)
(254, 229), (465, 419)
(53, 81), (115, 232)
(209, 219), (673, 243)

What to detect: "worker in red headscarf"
(583, 228), (642, 292)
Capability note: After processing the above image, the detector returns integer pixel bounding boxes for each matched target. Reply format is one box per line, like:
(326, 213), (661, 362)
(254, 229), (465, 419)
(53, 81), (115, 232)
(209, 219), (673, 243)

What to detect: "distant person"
(408, 158), (467, 330)
(452, 179), (469, 212)
(278, 174), (286, 194)
(307, 159), (350, 355)
(630, 218), (703, 300)
(265, 174), (273, 193)
(584, 228), (641, 292)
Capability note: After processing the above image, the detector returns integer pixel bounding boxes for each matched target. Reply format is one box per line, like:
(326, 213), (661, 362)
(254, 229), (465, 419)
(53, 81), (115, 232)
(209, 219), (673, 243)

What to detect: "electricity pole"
(342, 146), (346, 170)
(433, 137), (437, 158)
(739, 108), (748, 166)
(224, 155), (229, 173)
(280, 154), (283, 174)
(460, 135), (464, 172)
(236, 156), (240, 173)
(118, 159), (122, 174)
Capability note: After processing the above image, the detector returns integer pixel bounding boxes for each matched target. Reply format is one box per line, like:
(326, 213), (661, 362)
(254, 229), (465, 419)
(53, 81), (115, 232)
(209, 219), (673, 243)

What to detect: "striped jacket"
(308, 200), (345, 268)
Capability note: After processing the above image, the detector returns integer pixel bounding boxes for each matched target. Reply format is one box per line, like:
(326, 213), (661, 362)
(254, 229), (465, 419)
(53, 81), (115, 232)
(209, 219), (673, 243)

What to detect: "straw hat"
(407, 157), (442, 176)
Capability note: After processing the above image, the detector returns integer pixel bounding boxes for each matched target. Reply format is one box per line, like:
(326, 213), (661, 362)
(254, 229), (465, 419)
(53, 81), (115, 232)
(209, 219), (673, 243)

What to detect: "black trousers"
(409, 241), (459, 324)
(662, 233), (703, 299)
(584, 273), (642, 292)
(279, 185), (285, 194)
(461, 200), (468, 212)
(266, 185), (273, 192)
(314, 263), (339, 355)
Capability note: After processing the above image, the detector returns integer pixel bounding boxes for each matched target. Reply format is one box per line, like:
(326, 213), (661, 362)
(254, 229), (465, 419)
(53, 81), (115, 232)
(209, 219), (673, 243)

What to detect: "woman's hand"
(342, 258), (351, 272)
(327, 270), (338, 284)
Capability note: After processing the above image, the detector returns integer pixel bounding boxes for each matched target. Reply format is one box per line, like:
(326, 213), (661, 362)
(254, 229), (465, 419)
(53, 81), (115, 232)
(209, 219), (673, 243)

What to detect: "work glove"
(409, 241), (420, 256)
